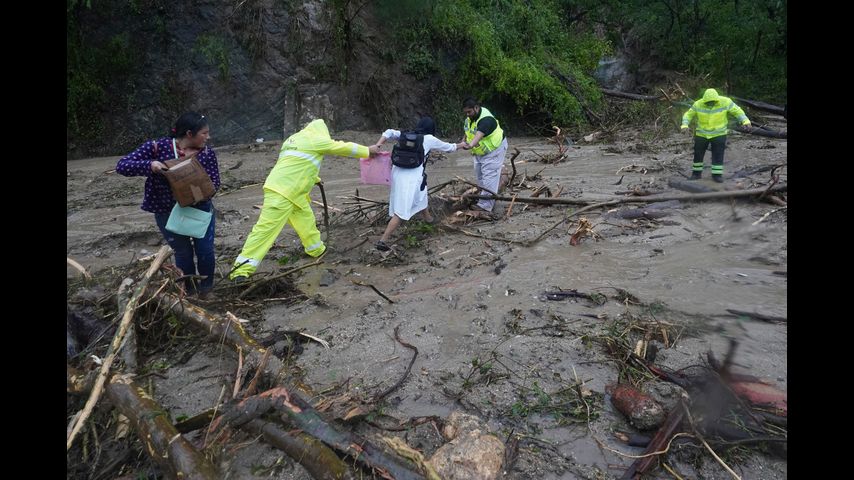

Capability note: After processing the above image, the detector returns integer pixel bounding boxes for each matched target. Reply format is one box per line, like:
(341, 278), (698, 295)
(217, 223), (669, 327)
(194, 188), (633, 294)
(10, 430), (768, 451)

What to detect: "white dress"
(382, 129), (457, 220)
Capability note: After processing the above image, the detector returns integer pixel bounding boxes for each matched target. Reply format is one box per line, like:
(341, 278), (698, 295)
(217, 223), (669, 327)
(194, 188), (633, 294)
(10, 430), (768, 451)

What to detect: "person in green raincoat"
(229, 119), (380, 280)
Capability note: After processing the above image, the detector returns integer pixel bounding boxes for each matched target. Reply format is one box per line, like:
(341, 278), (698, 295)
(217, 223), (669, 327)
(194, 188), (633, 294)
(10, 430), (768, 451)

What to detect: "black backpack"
(391, 131), (425, 168)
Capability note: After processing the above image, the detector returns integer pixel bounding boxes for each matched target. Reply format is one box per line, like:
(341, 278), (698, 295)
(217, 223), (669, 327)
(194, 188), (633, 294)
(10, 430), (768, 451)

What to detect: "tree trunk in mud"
(105, 374), (220, 479)
(731, 96), (786, 116)
(242, 419), (358, 480)
(213, 387), (426, 480)
(601, 89), (661, 101)
(469, 184), (787, 206)
(738, 125), (787, 138)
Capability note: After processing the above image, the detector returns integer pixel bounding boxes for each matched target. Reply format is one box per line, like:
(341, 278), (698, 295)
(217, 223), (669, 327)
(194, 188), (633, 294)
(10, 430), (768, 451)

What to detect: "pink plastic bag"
(359, 152), (392, 186)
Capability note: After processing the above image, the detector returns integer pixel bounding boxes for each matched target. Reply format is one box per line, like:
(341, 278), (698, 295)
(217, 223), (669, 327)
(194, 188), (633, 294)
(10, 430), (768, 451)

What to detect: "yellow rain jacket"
(230, 120), (370, 278)
(682, 89), (751, 139)
(265, 119), (369, 201)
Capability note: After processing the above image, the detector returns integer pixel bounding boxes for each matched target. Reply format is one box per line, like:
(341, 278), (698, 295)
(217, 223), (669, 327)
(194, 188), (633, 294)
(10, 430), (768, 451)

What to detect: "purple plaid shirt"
(116, 137), (221, 213)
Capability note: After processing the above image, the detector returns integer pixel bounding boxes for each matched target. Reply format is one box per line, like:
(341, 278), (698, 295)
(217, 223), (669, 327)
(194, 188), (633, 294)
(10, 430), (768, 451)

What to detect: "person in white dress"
(371, 117), (468, 251)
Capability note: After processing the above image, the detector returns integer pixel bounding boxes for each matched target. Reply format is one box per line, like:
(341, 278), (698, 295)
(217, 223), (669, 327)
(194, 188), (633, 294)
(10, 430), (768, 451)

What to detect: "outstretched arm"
(117, 140), (163, 177)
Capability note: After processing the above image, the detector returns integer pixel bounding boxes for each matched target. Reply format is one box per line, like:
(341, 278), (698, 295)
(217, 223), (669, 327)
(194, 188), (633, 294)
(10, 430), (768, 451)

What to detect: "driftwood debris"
(601, 89), (661, 101)
(726, 309), (787, 324)
(468, 184), (787, 207)
(731, 96), (786, 116)
(157, 293), (283, 377)
(105, 374), (220, 479)
(67, 256), (93, 279)
(213, 388), (426, 480)
(738, 125), (787, 139)
(373, 324), (419, 403)
(67, 245), (172, 451)
(242, 419), (357, 480)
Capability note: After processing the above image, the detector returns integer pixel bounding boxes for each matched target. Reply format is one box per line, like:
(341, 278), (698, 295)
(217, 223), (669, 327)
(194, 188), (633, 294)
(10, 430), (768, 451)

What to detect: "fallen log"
(726, 309), (787, 324)
(601, 89), (661, 101)
(157, 292), (283, 376)
(667, 178), (717, 194)
(214, 388), (425, 480)
(105, 374), (219, 479)
(737, 125), (787, 139)
(731, 96), (786, 116)
(67, 245), (172, 450)
(242, 419), (357, 480)
(470, 184), (787, 207)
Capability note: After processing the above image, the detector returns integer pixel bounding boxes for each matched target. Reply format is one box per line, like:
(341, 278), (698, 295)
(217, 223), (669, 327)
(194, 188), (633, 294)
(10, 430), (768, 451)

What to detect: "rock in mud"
(607, 383), (666, 430)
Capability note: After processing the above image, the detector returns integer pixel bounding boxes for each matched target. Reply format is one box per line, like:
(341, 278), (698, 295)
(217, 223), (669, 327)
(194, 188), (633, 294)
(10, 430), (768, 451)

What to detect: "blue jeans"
(154, 200), (216, 293)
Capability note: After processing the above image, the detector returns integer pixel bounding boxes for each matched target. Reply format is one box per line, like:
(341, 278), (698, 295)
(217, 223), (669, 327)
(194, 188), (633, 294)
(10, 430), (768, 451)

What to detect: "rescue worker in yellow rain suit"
(229, 119), (380, 280)
(681, 88), (751, 183)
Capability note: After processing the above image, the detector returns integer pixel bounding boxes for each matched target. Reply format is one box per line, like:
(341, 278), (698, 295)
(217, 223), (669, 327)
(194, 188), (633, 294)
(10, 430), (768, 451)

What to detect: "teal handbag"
(165, 203), (212, 238)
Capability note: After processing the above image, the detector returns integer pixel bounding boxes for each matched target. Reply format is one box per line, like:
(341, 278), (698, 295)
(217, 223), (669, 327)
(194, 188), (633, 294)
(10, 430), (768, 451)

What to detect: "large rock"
(428, 411), (505, 480)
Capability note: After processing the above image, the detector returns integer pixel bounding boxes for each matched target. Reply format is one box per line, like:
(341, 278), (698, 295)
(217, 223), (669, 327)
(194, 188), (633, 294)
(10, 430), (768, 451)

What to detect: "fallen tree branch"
(507, 148), (521, 188)
(216, 388), (425, 480)
(238, 259), (324, 300)
(737, 125), (787, 139)
(440, 224), (528, 245)
(351, 279), (395, 304)
(242, 419), (357, 480)
(67, 257), (92, 279)
(105, 374), (219, 479)
(725, 309), (787, 324)
(157, 293), (284, 378)
(526, 200), (621, 245)
(752, 207), (787, 226)
(730, 96), (786, 116)
(373, 324), (418, 403)
(470, 184), (787, 207)
(601, 89), (661, 101)
(67, 245), (171, 450)
(317, 181), (331, 242)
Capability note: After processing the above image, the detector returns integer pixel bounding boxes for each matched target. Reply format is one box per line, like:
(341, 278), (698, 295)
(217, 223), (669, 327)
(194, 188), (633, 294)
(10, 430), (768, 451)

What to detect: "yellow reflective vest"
(682, 89), (750, 139)
(264, 119), (369, 203)
(464, 107), (504, 155)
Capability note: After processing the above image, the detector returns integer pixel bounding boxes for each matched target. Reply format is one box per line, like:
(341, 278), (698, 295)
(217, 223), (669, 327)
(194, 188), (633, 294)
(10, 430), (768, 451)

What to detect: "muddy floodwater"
(68, 126), (786, 479)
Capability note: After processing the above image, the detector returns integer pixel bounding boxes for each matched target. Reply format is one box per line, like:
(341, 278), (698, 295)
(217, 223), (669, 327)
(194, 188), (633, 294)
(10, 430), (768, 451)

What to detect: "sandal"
(375, 240), (390, 252)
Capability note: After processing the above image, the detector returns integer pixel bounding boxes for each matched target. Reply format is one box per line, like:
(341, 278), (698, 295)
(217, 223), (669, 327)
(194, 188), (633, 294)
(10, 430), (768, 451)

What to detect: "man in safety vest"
(229, 119), (380, 281)
(681, 88), (751, 183)
(461, 97), (509, 213)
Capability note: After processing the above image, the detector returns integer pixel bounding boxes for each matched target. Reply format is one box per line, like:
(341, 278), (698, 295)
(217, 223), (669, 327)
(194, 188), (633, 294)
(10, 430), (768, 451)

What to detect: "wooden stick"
(507, 148), (521, 188)
(504, 194), (518, 219)
(238, 259), (324, 300)
(67, 245), (171, 450)
(317, 181), (331, 242)
(351, 279), (395, 304)
(373, 325), (418, 403)
(67, 257), (92, 279)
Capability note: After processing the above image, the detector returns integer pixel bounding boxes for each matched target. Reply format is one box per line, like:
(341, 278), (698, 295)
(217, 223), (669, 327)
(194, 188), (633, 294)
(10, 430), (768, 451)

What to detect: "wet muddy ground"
(67, 122), (787, 479)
